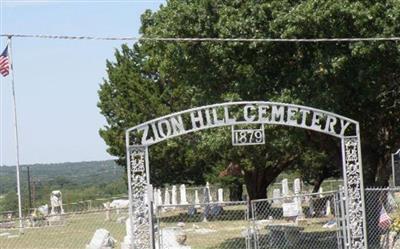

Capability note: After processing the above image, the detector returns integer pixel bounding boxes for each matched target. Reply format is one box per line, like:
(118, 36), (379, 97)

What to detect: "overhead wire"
(1, 34), (400, 42)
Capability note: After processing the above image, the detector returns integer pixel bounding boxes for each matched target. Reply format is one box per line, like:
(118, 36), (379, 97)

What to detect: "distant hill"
(0, 160), (124, 195)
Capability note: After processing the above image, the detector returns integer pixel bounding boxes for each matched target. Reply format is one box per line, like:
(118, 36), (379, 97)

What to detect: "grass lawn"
(0, 206), (337, 249)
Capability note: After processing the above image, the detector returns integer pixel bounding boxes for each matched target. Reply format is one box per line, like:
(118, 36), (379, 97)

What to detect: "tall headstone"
(172, 185), (178, 205)
(206, 182), (212, 202)
(293, 178), (301, 194)
(282, 179), (289, 197)
(319, 187), (324, 197)
(218, 188), (224, 203)
(293, 178), (304, 218)
(180, 184), (188, 205)
(272, 189), (281, 205)
(326, 200), (332, 216)
(49, 190), (64, 225)
(203, 186), (210, 222)
(194, 190), (200, 208)
(164, 188), (171, 205)
(50, 190), (64, 215)
(157, 189), (163, 206)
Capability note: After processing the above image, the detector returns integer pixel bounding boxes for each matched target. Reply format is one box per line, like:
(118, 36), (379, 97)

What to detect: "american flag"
(0, 45), (10, 77)
(379, 206), (392, 230)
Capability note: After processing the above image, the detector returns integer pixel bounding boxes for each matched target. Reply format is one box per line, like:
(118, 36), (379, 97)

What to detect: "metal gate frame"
(125, 101), (368, 249)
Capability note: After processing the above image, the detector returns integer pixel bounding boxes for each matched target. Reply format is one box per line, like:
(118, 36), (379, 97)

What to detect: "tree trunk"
(229, 179), (243, 201)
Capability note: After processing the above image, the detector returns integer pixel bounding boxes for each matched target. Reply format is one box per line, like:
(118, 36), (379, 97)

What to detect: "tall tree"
(98, 0), (400, 200)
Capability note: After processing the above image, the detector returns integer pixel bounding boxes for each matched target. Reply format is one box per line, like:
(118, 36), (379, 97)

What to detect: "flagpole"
(8, 36), (24, 233)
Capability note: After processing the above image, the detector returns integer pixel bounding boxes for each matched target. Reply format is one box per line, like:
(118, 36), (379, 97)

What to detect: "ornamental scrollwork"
(344, 137), (366, 249)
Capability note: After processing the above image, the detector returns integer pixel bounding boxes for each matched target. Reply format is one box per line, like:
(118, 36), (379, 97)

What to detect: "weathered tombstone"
(203, 187), (210, 222)
(282, 179), (289, 197)
(50, 190), (64, 215)
(49, 190), (64, 225)
(180, 184), (188, 205)
(164, 187), (171, 205)
(194, 190), (200, 208)
(172, 185), (178, 205)
(110, 199), (129, 215)
(86, 228), (115, 249)
(217, 188), (224, 203)
(206, 182), (212, 202)
(282, 201), (300, 218)
(293, 178), (304, 218)
(325, 200), (332, 216)
(272, 189), (281, 205)
(160, 227), (191, 249)
(103, 202), (111, 221)
(157, 189), (163, 206)
(153, 189), (159, 208)
(293, 178), (301, 194)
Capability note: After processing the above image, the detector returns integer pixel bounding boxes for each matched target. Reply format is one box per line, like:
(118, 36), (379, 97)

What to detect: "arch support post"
(125, 145), (152, 249)
(342, 136), (367, 249)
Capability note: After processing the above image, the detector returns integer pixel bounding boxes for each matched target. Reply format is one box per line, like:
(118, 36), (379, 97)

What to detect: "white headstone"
(194, 190), (200, 208)
(172, 185), (178, 205)
(206, 182), (212, 202)
(272, 189), (281, 205)
(282, 202), (300, 217)
(165, 188), (171, 205)
(50, 190), (64, 215)
(294, 178), (301, 194)
(86, 228), (115, 249)
(326, 200), (331, 216)
(319, 187), (324, 197)
(282, 179), (289, 197)
(218, 188), (224, 203)
(180, 184), (188, 205)
(157, 189), (163, 206)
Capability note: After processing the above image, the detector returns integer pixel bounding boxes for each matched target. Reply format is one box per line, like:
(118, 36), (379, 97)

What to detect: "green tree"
(98, 0), (400, 201)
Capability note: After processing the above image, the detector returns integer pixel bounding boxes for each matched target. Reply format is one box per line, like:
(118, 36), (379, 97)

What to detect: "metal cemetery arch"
(125, 101), (367, 249)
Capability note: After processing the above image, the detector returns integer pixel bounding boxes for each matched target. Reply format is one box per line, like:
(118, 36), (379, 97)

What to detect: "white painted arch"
(125, 101), (367, 249)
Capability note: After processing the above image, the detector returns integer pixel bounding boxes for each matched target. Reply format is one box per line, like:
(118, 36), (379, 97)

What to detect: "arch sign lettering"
(125, 101), (367, 249)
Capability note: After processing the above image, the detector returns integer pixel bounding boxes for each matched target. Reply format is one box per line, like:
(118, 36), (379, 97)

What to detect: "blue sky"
(1, 0), (165, 165)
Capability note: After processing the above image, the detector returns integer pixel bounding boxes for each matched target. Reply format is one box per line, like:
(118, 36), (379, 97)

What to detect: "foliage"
(98, 0), (400, 199)
(0, 161), (126, 213)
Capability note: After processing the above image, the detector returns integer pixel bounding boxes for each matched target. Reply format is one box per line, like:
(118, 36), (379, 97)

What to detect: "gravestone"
(49, 190), (64, 225)
(203, 187), (210, 222)
(160, 227), (191, 249)
(218, 188), (224, 203)
(86, 228), (115, 249)
(156, 189), (163, 206)
(293, 178), (304, 218)
(206, 182), (212, 202)
(103, 202), (111, 221)
(293, 179), (301, 194)
(282, 179), (289, 197)
(272, 189), (281, 205)
(282, 202), (300, 218)
(180, 184), (188, 205)
(50, 190), (64, 215)
(164, 188), (171, 205)
(326, 200), (332, 216)
(172, 185), (178, 205)
(194, 190), (200, 208)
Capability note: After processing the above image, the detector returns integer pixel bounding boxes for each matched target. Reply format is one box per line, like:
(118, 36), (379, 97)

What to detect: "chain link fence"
(251, 191), (340, 249)
(3, 187), (400, 249)
(365, 187), (400, 249)
(0, 207), (128, 249)
(155, 201), (250, 249)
